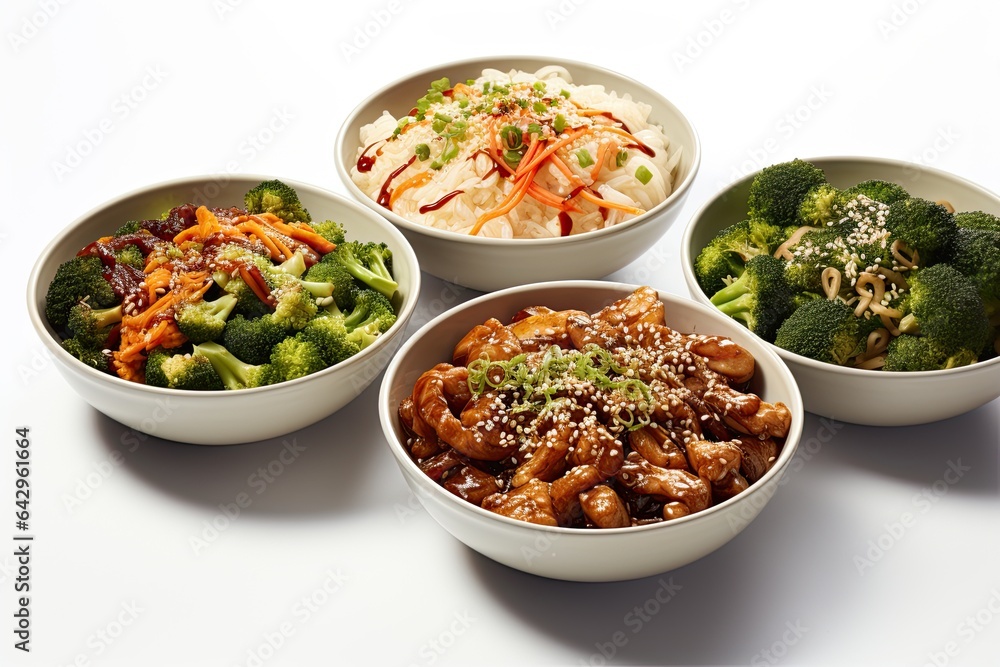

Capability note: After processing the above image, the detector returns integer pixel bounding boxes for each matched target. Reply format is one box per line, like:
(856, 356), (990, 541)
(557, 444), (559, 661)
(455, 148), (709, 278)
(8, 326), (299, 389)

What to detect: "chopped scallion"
(576, 149), (594, 168)
(635, 165), (653, 185)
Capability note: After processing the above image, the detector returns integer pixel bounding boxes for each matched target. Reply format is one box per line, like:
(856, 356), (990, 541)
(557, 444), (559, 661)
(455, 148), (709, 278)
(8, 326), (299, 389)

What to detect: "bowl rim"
(26, 173), (422, 397)
(334, 54), (702, 247)
(378, 279), (805, 536)
(680, 154), (1000, 380)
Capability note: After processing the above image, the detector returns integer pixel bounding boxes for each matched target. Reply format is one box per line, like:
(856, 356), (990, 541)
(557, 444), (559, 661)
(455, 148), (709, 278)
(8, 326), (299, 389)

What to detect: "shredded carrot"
(238, 265), (271, 304)
(578, 189), (644, 216)
(247, 216), (295, 260)
(590, 141), (613, 181)
(470, 171), (535, 236)
(548, 153), (585, 187)
(255, 213), (337, 254)
(593, 125), (653, 155)
(516, 134), (542, 176)
(514, 127), (589, 182)
(389, 172), (433, 207)
(237, 221), (285, 260)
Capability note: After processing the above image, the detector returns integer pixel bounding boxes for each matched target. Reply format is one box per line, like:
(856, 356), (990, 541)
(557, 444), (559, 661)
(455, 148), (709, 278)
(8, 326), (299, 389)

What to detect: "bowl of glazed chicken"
(378, 281), (803, 581)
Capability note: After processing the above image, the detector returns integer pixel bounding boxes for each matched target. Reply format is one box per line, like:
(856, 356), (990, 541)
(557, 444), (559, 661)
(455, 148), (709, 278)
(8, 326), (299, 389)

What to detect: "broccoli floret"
(694, 219), (783, 294)
(66, 302), (123, 348)
(747, 159), (827, 227)
(244, 179), (311, 223)
(309, 219), (347, 246)
(844, 180), (910, 205)
(347, 322), (382, 350)
(945, 227), (1000, 316)
(773, 299), (862, 365)
(113, 244), (145, 271)
(954, 210), (1000, 234)
(882, 335), (978, 372)
(897, 263), (990, 356)
(113, 220), (143, 237)
(332, 241), (398, 299)
(60, 302), (123, 372)
(298, 316), (361, 366)
(343, 288), (397, 334)
(222, 274), (272, 319)
(304, 256), (357, 310)
(61, 338), (110, 371)
(271, 282), (319, 331)
(782, 225), (839, 292)
(709, 254), (796, 342)
(254, 254), (335, 301)
(269, 337), (327, 381)
(145, 348), (225, 390)
(45, 256), (118, 330)
(222, 314), (288, 365)
(798, 183), (847, 226)
(193, 342), (279, 390)
(175, 294), (238, 344)
(885, 197), (956, 264)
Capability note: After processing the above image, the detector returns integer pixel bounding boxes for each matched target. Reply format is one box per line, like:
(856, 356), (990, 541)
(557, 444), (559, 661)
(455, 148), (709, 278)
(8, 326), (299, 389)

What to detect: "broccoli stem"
(898, 313), (919, 335)
(193, 342), (258, 391)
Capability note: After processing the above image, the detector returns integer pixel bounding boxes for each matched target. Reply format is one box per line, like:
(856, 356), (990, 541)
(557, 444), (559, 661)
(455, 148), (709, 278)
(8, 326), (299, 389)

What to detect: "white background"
(3, 0), (1000, 665)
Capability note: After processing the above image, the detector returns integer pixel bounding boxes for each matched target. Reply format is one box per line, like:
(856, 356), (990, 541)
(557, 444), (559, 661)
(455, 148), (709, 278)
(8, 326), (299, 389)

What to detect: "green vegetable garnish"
(576, 149), (594, 169)
(635, 165), (653, 185)
(415, 144), (430, 161)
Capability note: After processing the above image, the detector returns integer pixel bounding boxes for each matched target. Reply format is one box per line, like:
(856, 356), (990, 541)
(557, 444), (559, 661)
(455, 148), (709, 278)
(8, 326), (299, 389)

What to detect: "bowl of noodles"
(335, 57), (700, 291)
(378, 281), (803, 581)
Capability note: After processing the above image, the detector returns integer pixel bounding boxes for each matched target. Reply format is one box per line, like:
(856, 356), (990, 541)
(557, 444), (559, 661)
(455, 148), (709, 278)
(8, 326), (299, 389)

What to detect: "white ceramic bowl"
(335, 56), (700, 292)
(27, 175), (420, 445)
(681, 156), (1000, 426)
(378, 281), (803, 582)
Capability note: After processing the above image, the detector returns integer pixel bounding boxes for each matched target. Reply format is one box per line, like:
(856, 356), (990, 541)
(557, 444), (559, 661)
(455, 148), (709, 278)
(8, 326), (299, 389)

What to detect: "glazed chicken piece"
(733, 436), (779, 483)
(412, 366), (517, 461)
(550, 465), (607, 526)
(417, 449), (466, 482)
(452, 317), (523, 368)
(442, 465), (503, 506)
(628, 424), (688, 469)
(579, 485), (630, 528)
(616, 452), (711, 517)
(686, 335), (755, 385)
(481, 478), (558, 526)
(508, 306), (589, 352)
(510, 415), (574, 487)
(702, 385), (792, 439)
(685, 439), (743, 484)
(566, 286), (664, 350)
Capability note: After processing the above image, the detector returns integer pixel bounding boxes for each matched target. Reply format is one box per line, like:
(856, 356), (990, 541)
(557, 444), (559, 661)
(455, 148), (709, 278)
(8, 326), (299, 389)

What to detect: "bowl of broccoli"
(681, 157), (1000, 426)
(27, 176), (421, 444)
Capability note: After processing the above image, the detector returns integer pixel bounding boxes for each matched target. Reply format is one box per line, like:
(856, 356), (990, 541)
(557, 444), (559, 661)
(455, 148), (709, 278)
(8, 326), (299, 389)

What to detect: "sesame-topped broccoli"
(695, 158), (998, 371)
